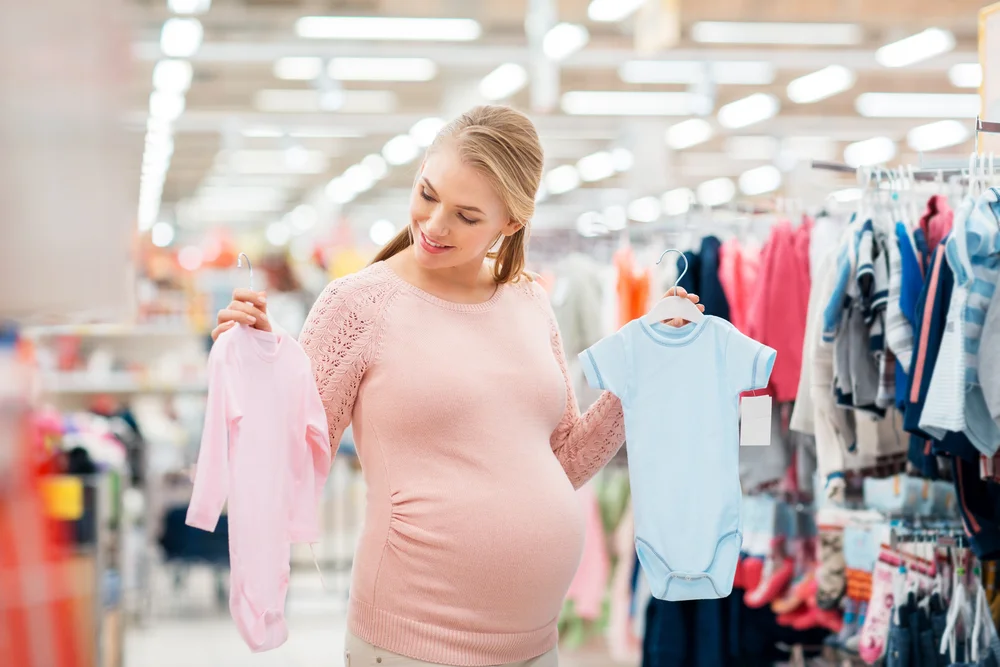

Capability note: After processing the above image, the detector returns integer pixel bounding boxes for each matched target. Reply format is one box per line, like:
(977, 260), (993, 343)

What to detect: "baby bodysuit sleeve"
(725, 326), (777, 395)
(187, 335), (242, 532)
(579, 332), (628, 399)
(290, 373), (333, 543)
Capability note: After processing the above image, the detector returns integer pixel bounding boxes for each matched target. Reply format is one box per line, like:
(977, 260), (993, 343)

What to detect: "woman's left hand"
(661, 286), (705, 327)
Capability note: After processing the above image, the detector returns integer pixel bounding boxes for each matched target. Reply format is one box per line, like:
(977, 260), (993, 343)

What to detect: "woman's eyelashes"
(419, 190), (479, 225)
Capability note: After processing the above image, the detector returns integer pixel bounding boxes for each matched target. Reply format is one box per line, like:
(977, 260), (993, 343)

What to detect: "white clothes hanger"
(238, 252), (254, 291)
(940, 551), (973, 662)
(643, 249), (705, 325)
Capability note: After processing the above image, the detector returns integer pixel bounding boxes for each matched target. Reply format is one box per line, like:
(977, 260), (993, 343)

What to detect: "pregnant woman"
(212, 104), (704, 667)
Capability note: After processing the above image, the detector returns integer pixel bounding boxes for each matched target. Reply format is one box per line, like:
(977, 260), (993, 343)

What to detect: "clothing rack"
(812, 116), (1000, 180)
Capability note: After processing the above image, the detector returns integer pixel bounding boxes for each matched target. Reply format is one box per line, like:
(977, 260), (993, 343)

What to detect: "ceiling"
(132, 0), (990, 243)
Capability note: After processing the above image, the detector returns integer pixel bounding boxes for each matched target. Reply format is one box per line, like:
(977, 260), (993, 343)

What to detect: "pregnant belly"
(356, 463), (585, 634)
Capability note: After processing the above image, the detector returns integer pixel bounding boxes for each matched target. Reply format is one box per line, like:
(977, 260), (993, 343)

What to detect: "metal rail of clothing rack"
(812, 116), (1000, 180)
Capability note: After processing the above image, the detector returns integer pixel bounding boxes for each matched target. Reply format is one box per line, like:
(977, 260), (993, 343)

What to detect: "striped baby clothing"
(962, 189), (1000, 456)
(919, 198), (975, 439)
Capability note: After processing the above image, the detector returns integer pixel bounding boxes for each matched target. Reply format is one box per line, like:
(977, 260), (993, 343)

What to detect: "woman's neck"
(388, 248), (497, 304)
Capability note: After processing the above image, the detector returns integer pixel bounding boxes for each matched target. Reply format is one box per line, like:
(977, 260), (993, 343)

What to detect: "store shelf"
(23, 323), (205, 338)
(40, 372), (208, 395)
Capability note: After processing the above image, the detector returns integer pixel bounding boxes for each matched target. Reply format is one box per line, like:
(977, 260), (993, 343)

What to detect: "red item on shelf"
(741, 557), (765, 591)
(745, 557), (795, 608)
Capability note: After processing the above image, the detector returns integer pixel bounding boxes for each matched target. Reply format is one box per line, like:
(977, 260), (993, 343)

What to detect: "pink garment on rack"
(606, 502), (641, 664)
(187, 325), (332, 653)
(746, 221), (812, 403)
(719, 239), (761, 332)
(921, 195), (954, 249)
(565, 483), (610, 621)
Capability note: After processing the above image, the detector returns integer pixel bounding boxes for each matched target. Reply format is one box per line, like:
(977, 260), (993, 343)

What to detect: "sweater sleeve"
(530, 282), (626, 489)
(298, 272), (390, 456)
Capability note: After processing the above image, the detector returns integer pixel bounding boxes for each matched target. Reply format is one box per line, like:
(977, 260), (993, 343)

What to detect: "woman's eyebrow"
(422, 177), (484, 214)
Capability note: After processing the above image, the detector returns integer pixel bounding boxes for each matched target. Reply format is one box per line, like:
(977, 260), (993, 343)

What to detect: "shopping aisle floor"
(125, 567), (619, 667)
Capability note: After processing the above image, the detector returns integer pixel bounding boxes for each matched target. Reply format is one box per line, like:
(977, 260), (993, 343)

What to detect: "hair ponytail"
(488, 227), (527, 283)
(370, 226), (412, 265)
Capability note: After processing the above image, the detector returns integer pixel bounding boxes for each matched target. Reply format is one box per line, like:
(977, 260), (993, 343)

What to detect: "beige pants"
(344, 632), (559, 667)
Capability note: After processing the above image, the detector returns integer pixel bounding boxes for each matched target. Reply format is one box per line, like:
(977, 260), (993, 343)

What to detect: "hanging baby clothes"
(551, 253), (608, 411)
(746, 221), (810, 403)
(581, 315), (775, 601)
(187, 324), (332, 652)
(719, 238), (760, 333)
(676, 236), (731, 320)
(615, 247), (651, 328)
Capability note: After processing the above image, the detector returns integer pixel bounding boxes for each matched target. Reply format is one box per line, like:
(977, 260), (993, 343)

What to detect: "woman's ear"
(502, 219), (525, 237)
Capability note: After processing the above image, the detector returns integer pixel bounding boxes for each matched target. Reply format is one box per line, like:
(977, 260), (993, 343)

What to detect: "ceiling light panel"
(329, 57), (438, 82)
(153, 59), (193, 93)
(855, 93), (980, 118)
(480, 63), (528, 101)
(543, 23), (590, 61)
(786, 66), (856, 104)
(717, 93), (779, 129)
(226, 149), (328, 174)
(296, 16), (481, 41)
(628, 196), (661, 223)
(546, 165), (581, 195)
(697, 177), (736, 207)
(410, 117), (446, 147)
(160, 18), (203, 58)
(254, 89), (397, 114)
(273, 57), (323, 81)
(562, 91), (707, 116)
(382, 134), (420, 166)
(949, 63), (983, 88)
(665, 118), (714, 150)
(620, 60), (775, 86)
(588, 0), (645, 22)
(844, 137), (896, 168)
(738, 165), (782, 196)
(168, 0), (211, 14)
(576, 151), (616, 182)
(690, 21), (862, 45)
(906, 120), (971, 152)
(875, 28), (955, 68)
(661, 188), (693, 216)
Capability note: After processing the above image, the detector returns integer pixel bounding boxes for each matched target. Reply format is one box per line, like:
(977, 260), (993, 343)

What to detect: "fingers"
(232, 289), (267, 311)
(230, 301), (268, 324)
(211, 320), (236, 342)
(698, 304), (706, 313)
(217, 306), (259, 328)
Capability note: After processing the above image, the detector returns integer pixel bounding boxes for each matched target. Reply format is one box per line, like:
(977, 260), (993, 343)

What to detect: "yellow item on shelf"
(41, 475), (84, 521)
(329, 248), (368, 279)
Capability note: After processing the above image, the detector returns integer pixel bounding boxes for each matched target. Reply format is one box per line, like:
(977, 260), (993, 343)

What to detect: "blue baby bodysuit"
(580, 316), (775, 602)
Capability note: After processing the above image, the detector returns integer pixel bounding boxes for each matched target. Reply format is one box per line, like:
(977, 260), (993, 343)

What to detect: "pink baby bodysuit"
(186, 324), (331, 652)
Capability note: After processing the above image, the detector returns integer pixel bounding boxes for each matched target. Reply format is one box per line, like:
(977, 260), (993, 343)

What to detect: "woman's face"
(408, 143), (521, 273)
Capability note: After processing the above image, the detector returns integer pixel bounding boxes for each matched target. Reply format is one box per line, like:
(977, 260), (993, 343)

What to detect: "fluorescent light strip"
(738, 165), (782, 196)
(855, 93), (981, 118)
(620, 60), (775, 86)
(690, 21), (862, 46)
(543, 23), (589, 61)
(661, 188), (693, 216)
(949, 63), (983, 88)
(254, 89), (397, 113)
(628, 196), (661, 223)
(717, 93), (779, 129)
(697, 178), (736, 207)
(296, 16), (481, 41)
(907, 120), (970, 152)
(329, 57), (438, 82)
(160, 18), (203, 58)
(665, 118), (713, 150)
(562, 91), (706, 116)
(576, 151), (615, 182)
(480, 63), (528, 101)
(546, 165), (581, 195)
(588, 0), (645, 22)
(875, 28), (954, 68)
(786, 66), (855, 104)
(273, 57), (323, 81)
(844, 137), (896, 168)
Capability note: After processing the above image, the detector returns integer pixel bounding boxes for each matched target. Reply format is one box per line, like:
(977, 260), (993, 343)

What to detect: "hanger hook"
(656, 248), (688, 290)
(237, 252), (254, 292)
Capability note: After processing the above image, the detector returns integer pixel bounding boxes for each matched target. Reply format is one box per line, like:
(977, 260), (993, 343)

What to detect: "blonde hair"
(371, 105), (543, 283)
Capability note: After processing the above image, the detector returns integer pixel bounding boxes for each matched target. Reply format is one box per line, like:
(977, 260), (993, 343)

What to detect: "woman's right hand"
(212, 289), (270, 341)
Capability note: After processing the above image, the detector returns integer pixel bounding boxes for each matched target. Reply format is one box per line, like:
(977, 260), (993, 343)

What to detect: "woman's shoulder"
(312, 262), (402, 317)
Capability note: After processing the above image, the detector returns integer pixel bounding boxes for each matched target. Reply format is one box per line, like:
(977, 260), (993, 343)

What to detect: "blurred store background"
(2, 1), (1000, 666)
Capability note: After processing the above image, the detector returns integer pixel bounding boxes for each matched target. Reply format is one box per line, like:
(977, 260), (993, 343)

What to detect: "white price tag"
(740, 395), (772, 447)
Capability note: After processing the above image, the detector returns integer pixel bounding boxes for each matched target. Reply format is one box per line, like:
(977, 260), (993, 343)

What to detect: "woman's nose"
(424, 208), (449, 236)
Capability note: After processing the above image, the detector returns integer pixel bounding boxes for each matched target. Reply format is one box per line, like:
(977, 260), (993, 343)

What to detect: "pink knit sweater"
(298, 261), (626, 666)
